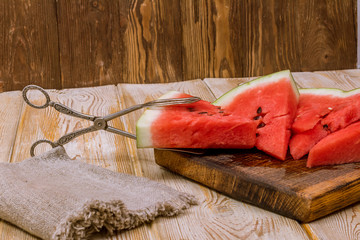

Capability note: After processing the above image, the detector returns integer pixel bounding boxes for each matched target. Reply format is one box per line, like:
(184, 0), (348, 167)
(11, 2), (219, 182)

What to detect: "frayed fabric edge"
(52, 193), (198, 240)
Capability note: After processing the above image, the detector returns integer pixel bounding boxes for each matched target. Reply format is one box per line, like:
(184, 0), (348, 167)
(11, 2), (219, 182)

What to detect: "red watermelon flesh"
(292, 92), (343, 133)
(213, 70), (299, 160)
(136, 91), (258, 149)
(307, 121), (360, 168)
(321, 102), (360, 132)
(256, 115), (293, 160)
(289, 123), (329, 159)
(290, 88), (360, 159)
(292, 88), (360, 133)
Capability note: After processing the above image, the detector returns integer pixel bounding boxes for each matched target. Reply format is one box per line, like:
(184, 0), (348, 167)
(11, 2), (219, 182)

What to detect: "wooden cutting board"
(155, 148), (360, 222)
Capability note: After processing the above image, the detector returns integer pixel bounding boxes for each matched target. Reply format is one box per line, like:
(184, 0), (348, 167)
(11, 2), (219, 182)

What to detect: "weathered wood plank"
(181, 0), (357, 80)
(0, 0), (60, 91)
(180, 0), (237, 79)
(57, 0), (184, 87)
(303, 207), (360, 240)
(56, 0), (127, 88)
(117, 80), (309, 240)
(292, 71), (360, 90)
(291, 0), (357, 72)
(204, 76), (256, 98)
(0, 91), (23, 163)
(0, 0), (357, 91)
(0, 223), (39, 240)
(155, 145), (360, 223)
(125, 0), (184, 83)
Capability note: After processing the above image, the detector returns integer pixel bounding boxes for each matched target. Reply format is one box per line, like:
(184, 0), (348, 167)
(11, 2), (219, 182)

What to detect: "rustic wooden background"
(0, 0), (357, 92)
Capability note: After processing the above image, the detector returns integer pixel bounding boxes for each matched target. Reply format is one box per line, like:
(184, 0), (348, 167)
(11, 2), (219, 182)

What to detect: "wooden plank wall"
(0, 0), (357, 92)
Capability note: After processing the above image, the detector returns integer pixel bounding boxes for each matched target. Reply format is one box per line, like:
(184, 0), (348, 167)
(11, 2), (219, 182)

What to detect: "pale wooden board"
(0, 91), (23, 163)
(117, 80), (309, 240)
(292, 70), (360, 90)
(205, 70), (360, 240)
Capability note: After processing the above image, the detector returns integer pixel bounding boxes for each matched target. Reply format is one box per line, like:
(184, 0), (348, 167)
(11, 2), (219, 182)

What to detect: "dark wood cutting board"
(155, 148), (360, 222)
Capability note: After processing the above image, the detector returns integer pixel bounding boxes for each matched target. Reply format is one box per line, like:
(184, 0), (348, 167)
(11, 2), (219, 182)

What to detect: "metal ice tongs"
(22, 85), (200, 157)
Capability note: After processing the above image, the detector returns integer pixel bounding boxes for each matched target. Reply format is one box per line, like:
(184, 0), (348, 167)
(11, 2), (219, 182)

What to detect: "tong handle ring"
(30, 139), (58, 157)
(22, 85), (51, 109)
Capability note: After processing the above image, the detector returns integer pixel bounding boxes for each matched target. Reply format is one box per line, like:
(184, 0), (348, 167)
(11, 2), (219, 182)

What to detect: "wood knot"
(92, 0), (98, 8)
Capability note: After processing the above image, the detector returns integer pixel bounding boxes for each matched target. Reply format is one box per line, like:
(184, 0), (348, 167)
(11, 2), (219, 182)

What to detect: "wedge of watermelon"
(307, 121), (360, 168)
(137, 70), (299, 160)
(213, 70), (299, 160)
(136, 91), (258, 149)
(289, 88), (360, 159)
(289, 122), (329, 160)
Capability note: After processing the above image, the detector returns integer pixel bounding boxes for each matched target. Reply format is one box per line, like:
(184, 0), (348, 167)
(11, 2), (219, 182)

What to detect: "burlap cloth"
(0, 146), (197, 239)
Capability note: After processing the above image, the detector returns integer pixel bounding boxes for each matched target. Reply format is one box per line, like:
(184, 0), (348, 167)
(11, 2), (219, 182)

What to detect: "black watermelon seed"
(188, 107), (195, 112)
(257, 107), (262, 114)
(323, 124), (329, 130)
(257, 122), (265, 128)
(253, 115), (261, 120)
(256, 133), (260, 137)
(198, 112), (208, 114)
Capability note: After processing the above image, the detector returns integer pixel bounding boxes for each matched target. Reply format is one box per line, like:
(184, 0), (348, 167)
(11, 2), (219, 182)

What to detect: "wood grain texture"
(0, 0), (61, 91)
(226, 0), (356, 77)
(155, 148), (360, 222)
(293, 71), (360, 90)
(0, 0), (357, 91)
(294, 0), (357, 72)
(118, 80), (309, 240)
(0, 91), (23, 163)
(56, 0), (127, 88)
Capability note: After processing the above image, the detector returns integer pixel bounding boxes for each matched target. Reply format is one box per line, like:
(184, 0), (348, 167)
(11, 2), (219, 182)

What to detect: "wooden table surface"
(1, 69), (360, 239)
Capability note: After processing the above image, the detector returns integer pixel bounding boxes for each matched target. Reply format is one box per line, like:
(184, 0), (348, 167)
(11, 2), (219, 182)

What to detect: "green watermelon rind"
(136, 91), (181, 148)
(299, 87), (360, 97)
(212, 70), (299, 106)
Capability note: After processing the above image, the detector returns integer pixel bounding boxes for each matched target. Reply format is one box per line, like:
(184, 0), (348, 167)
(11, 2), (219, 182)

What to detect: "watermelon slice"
(137, 70), (299, 160)
(289, 88), (360, 159)
(307, 121), (360, 168)
(136, 91), (258, 149)
(289, 122), (329, 160)
(213, 70), (299, 160)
